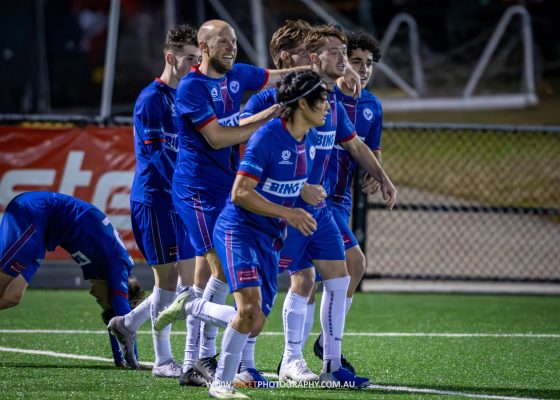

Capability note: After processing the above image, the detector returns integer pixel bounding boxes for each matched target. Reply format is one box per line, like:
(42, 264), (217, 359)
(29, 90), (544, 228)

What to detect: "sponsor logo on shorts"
(237, 267), (259, 283)
(9, 261), (26, 274)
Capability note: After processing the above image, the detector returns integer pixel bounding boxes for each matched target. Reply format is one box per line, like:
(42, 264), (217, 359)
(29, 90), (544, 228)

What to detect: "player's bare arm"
(342, 136), (397, 210)
(199, 114), (276, 149)
(361, 150), (383, 194)
(239, 104), (282, 126)
(264, 66), (311, 88)
(231, 175), (317, 236)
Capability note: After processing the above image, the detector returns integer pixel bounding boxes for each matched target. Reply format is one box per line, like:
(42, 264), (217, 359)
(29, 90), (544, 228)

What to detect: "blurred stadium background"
(0, 0), (559, 293)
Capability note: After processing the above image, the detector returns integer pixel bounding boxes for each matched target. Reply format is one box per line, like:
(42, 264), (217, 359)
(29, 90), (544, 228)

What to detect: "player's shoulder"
(360, 89), (382, 112)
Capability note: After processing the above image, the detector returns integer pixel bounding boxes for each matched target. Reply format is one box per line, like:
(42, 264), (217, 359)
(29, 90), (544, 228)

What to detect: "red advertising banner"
(0, 124), (144, 260)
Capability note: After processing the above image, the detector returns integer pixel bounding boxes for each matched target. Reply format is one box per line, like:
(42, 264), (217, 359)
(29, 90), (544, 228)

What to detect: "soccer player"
(241, 25), (396, 386)
(234, 19), (315, 386)
(155, 69), (329, 399)
(107, 24), (203, 381)
(313, 29), (384, 366)
(172, 19), (311, 383)
(0, 192), (143, 369)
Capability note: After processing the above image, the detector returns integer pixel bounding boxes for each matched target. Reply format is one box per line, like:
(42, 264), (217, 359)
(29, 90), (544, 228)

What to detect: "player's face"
(207, 27), (237, 74)
(287, 43), (311, 68)
(304, 91), (330, 127)
(174, 44), (202, 80)
(315, 36), (347, 80)
(349, 48), (374, 88)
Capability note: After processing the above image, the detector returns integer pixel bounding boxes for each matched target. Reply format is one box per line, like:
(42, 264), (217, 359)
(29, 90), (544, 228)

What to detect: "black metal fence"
(357, 123), (560, 283)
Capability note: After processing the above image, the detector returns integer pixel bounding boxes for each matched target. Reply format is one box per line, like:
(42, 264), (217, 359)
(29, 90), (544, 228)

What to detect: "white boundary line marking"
(0, 346), (545, 400)
(0, 329), (559, 338)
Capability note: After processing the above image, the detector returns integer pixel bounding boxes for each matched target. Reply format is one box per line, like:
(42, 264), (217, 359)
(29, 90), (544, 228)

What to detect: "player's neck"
(159, 68), (177, 89)
(284, 117), (309, 142)
(198, 60), (226, 79)
(338, 81), (355, 97)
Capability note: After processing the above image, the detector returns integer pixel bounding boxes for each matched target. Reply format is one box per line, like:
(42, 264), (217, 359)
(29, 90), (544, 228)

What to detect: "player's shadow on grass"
(378, 382), (560, 400)
(4, 363), (145, 371)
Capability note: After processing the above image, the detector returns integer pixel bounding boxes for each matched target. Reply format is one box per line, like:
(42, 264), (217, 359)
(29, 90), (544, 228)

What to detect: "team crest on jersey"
(309, 146), (316, 160)
(211, 87), (219, 98)
(279, 149), (292, 165)
(230, 80), (240, 93)
(363, 108), (373, 121)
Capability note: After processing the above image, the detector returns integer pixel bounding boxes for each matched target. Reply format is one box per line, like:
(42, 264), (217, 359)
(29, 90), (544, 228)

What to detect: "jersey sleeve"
(237, 129), (270, 182)
(240, 90), (276, 120)
(135, 92), (166, 142)
(107, 258), (132, 317)
(335, 104), (357, 143)
(237, 64), (269, 91)
(176, 78), (217, 130)
(364, 97), (382, 151)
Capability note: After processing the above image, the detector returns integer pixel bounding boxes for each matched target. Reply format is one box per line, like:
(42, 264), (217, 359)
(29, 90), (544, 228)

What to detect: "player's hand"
(361, 173), (380, 194)
(285, 208), (317, 236)
(380, 178), (398, 211)
(340, 67), (361, 98)
(261, 103), (282, 122)
(300, 183), (327, 206)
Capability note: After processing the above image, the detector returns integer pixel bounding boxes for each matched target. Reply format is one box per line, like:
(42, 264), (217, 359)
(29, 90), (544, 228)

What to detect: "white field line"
(0, 346), (545, 400)
(0, 329), (559, 338)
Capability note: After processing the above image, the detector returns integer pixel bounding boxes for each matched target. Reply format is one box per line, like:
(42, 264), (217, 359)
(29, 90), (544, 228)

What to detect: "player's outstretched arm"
(342, 136), (397, 210)
(239, 104), (282, 126)
(200, 107), (280, 149)
(231, 175), (317, 236)
(264, 66), (311, 88)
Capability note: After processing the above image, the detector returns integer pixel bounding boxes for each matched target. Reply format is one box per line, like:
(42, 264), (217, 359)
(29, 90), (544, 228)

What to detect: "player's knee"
(347, 250), (366, 279)
(237, 302), (264, 331)
(1, 293), (21, 308)
(290, 269), (315, 295)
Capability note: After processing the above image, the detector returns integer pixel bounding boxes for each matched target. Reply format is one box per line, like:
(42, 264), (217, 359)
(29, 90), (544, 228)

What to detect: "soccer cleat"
(233, 367), (273, 388)
(313, 335), (356, 374)
(278, 358), (319, 383)
(194, 354), (219, 382)
(208, 381), (249, 399)
(154, 287), (195, 331)
(107, 316), (139, 369)
(179, 367), (209, 386)
(152, 358), (182, 378)
(319, 366), (370, 389)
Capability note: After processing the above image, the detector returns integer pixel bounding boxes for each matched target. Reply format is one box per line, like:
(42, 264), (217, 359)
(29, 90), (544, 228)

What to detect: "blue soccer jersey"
(173, 64), (269, 193)
(0, 192), (133, 316)
(217, 118), (317, 242)
(324, 86), (382, 210)
(130, 78), (179, 205)
(213, 118), (317, 314)
(242, 89), (357, 212)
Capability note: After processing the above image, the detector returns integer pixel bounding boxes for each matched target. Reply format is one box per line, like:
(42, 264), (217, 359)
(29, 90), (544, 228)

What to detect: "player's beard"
(209, 56), (232, 74)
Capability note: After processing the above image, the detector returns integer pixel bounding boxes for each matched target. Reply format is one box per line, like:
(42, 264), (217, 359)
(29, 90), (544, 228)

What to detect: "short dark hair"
(277, 70), (327, 120)
(164, 24), (198, 54)
(269, 20), (313, 68)
(304, 25), (347, 54)
(345, 30), (381, 62)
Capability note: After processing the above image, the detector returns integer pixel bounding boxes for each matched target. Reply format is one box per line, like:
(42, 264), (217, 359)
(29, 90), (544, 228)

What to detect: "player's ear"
(280, 51), (290, 64)
(165, 52), (176, 66)
(309, 52), (320, 66)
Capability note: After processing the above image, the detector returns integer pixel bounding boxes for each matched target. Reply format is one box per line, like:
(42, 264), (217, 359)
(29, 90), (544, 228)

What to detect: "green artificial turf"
(1, 290), (559, 399)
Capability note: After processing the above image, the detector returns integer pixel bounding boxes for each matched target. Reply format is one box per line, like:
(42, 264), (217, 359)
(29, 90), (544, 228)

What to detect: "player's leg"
(309, 210), (370, 387)
(0, 273), (27, 309)
(128, 202), (180, 377)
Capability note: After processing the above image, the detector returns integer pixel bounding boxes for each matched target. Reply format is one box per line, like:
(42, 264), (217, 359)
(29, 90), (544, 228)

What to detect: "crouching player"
(154, 69), (328, 398)
(0, 191), (143, 368)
